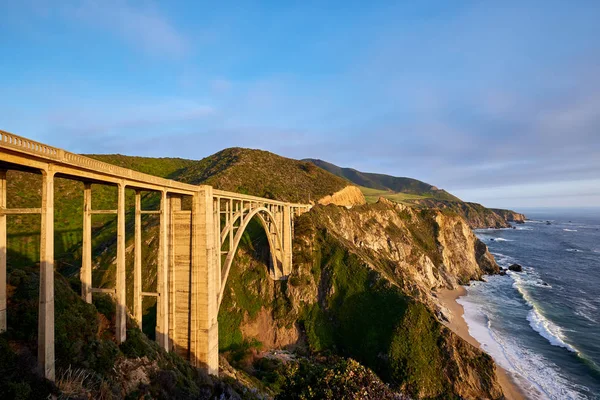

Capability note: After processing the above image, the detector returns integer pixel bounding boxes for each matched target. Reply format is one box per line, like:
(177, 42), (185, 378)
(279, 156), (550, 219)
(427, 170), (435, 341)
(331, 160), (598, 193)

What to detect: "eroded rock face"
(317, 185), (366, 207)
(306, 198), (499, 298)
(223, 198), (503, 399)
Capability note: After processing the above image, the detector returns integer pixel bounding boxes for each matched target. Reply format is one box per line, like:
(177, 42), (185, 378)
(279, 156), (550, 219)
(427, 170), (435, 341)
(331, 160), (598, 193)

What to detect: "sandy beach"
(437, 287), (527, 400)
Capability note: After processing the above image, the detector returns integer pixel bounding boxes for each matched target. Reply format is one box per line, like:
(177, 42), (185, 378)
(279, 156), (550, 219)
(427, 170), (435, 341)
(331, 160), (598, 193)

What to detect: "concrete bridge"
(0, 130), (310, 381)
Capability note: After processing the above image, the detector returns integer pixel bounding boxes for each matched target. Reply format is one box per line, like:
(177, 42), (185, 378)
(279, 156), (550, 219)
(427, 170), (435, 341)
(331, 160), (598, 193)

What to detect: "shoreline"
(437, 286), (527, 400)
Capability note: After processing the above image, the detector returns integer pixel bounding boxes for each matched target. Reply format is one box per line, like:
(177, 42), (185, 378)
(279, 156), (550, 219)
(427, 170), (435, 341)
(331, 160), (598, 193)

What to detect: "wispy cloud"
(72, 0), (189, 57)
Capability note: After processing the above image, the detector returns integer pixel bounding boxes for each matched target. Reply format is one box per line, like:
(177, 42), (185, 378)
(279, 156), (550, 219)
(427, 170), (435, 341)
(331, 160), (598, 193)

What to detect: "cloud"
(72, 0), (189, 57)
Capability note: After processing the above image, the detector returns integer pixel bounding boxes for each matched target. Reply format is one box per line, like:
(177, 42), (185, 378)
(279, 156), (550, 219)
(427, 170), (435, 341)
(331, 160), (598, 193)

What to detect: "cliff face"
(221, 199), (504, 399)
(411, 198), (525, 229)
(317, 185), (366, 207)
(490, 208), (526, 224)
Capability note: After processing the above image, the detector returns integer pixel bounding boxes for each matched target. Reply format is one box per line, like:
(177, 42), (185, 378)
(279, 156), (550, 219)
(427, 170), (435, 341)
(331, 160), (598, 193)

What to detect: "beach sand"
(437, 287), (527, 400)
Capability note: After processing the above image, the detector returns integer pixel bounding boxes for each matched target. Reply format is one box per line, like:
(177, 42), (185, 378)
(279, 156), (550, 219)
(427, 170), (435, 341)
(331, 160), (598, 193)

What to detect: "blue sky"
(1, 1), (599, 209)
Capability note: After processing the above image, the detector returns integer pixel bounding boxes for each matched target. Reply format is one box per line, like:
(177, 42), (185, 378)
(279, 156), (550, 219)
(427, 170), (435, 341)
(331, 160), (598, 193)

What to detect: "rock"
(317, 185), (366, 207)
(508, 264), (523, 272)
(499, 270), (507, 276)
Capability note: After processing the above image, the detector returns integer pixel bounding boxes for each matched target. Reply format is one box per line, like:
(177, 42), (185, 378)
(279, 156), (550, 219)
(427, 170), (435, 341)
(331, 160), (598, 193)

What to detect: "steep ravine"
(221, 198), (505, 399)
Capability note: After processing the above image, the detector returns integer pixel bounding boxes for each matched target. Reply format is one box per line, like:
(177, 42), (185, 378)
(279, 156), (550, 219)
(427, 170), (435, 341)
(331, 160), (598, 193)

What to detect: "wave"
(526, 308), (577, 353)
(563, 229), (578, 232)
(511, 275), (577, 353)
(566, 248), (583, 253)
(459, 289), (589, 399)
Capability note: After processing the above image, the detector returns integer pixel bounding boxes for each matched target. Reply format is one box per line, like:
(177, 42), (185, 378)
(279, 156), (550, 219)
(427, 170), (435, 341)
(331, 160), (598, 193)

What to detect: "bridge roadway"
(0, 130), (310, 380)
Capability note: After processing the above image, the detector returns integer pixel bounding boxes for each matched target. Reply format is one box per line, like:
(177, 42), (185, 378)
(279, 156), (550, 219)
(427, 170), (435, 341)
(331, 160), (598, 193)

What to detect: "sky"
(1, 1), (599, 209)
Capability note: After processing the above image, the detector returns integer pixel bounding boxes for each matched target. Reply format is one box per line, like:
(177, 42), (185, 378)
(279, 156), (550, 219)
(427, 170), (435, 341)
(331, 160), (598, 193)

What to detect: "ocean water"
(458, 208), (600, 399)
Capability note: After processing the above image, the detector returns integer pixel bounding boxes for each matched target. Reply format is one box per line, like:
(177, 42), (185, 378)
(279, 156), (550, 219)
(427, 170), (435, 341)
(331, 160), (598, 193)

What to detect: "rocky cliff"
(220, 198), (504, 399)
(490, 208), (526, 224)
(411, 198), (525, 229)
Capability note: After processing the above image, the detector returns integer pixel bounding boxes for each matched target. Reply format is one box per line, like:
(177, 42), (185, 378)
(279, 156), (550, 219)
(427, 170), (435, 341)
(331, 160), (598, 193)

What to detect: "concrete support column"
(282, 205), (292, 276)
(133, 190), (142, 329)
(0, 170), (6, 333)
(81, 183), (92, 303)
(39, 168), (55, 381)
(168, 196), (181, 351)
(156, 191), (169, 350)
(213, 198), (221, 295)
(115, 182), (127, 344)
(190, 186), (218, 375)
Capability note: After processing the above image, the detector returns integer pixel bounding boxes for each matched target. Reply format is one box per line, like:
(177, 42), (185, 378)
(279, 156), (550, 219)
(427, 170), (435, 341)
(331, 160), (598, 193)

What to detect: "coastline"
(437, 287), (527, 400)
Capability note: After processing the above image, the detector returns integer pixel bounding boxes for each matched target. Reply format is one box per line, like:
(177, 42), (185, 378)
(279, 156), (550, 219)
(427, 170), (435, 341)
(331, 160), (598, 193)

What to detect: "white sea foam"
(526, 309), (577, 353)
(512, 275), (577, 353)
(492, 237), (513, 242)
(563, 229), (578, 232)
(565, 248), (583, 253)
(459, 288), (588, 399)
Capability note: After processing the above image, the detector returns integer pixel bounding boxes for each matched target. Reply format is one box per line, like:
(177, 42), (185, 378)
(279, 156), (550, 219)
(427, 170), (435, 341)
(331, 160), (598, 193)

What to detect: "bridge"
(0, 130), (310, 381)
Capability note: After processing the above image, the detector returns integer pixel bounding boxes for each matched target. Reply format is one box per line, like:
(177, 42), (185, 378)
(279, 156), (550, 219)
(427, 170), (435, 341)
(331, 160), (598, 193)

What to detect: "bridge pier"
(39, 168), (55, 381)
(116, 182), (127, 344)
(282, 205), (292, 275)
(190, 186), (219, 375)
(0, 170), (6, 333)
(133, 190), (142, 328)
(156, 190), (169, 350)
(81, 183), (92, 304)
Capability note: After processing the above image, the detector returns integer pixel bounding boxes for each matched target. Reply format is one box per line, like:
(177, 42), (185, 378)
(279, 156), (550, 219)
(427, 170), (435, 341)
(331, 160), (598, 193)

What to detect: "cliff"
(220, 199), (504, 399)
(411, 198), (525, 229)
(490, 208), (526, 224)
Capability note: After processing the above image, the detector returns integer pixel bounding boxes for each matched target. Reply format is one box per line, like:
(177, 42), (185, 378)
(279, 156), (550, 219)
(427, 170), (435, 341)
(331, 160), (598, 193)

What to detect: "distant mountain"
(303, 159), (462, 202)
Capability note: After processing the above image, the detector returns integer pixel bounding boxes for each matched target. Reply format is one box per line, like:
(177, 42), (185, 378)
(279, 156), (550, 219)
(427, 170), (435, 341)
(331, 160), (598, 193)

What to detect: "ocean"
(458, 208), (600, 399)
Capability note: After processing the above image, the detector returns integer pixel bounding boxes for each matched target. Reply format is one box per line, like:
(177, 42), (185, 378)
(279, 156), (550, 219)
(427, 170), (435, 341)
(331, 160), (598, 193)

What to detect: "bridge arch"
(218, 205), (284, 307)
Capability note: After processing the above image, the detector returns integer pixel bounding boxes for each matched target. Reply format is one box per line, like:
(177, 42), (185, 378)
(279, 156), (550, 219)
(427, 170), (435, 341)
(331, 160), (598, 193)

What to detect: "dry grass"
(56, 365), (112, 400)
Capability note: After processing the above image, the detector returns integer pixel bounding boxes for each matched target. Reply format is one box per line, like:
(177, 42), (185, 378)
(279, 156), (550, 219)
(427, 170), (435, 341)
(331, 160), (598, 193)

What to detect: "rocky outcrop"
(411, 199), (526, 229)
(490, 208), (526, 224)
(302, 198), (498, 296)
(317, 185), (366, 207)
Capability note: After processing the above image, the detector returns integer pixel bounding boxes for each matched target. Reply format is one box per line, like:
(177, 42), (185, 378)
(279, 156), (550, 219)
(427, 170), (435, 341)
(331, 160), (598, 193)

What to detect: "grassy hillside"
(177, 148), (348, 203)
(305, 158), (461, 202)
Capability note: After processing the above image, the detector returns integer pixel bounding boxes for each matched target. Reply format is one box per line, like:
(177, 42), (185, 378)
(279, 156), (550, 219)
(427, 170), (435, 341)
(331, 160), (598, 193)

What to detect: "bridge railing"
(0, 129), (198, 192)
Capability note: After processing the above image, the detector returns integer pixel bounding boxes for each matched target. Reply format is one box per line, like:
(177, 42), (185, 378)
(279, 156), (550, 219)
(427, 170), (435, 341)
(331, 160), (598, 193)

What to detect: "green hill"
(173, 148), (349, 203)
(304, 158), (461, 202)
